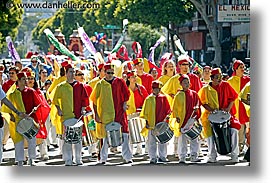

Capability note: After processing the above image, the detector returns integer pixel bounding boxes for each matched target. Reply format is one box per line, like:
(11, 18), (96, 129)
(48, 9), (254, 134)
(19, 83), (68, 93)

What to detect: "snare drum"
(152, 122), (174, 144)
(128, 113), (146, 144)
(181, 118), (202, 140)
(208, 110), (232, 155)
(16, 117), (40, 139)
(105, 122), (123, 147)
(63, 118), (84, 144)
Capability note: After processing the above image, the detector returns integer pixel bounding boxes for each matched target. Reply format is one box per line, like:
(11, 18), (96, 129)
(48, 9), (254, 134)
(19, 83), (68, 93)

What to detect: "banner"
(44, 28), (79, 61)
(110, 19), (128, 54)
(148, 35), (166, 64)
(6, 36), (20, 63)
(78, 27), (97, 56)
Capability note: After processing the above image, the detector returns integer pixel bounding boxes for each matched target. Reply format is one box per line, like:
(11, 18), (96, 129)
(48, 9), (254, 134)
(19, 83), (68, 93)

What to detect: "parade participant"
(161, 54), (202, 157)
(2, 66), (20, 92)
(201, 66), (212, 86)
(15, 60), (23, 71)
(158, 60), (176, 85)
(240, 81), (250, 162)
(27, 55), (52, 81)
(37, 69), (48, 89)
(0, 85), (26, 164)
(48, 61), (68, 95)
(198, 68), (241, 163)
(126, 71), (149, 155)
(74, 68), (98, 158)
(140, 80), (171, 164)
(0, 64), (8, 85)
(1, 72), (43, 166)
(90, 64), (132, 164)
(88, 63), (105, 89)
(149, 67), (159, 81)
(26, 71), (51, 161)
(171, 74), (201, 163)
(227, 60), (250, 154)
(133, 58), (154, 94)
(52, 64), (89, 166)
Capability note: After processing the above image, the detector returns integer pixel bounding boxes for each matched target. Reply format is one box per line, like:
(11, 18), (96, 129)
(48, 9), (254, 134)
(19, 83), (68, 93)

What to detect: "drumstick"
(28, 104), (42, 116)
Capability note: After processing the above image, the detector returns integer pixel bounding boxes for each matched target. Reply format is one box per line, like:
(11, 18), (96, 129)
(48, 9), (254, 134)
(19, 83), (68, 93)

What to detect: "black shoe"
(51, 144), (59, 148)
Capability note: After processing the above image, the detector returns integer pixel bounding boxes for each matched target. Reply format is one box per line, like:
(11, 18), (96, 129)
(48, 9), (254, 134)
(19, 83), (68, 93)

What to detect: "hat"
(152, 80), (163, 89)
(178, 55), (192, 65)
(127, 71), (135, 78)
(211, 68), (222, 76)
(21, 67), (31, 73)
(26, 71), (35, 78)
(61, 61), (69, 67)
(31, 55), (38, 61)
(104, 64), (114, 71)
(233, 60), (244, 71)
(133, 58), (143, 65)
(98, 63), (105, 70)
(64, 64), (73, 71)
(203, 66), (211, 70)
(178, 74), (190, 83)
(17, 72), (27, 80)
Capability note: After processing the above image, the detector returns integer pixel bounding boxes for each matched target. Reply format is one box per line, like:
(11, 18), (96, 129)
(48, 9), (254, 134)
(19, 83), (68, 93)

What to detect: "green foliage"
(0, 0), (24, 51)
(128, 23), (164, 61)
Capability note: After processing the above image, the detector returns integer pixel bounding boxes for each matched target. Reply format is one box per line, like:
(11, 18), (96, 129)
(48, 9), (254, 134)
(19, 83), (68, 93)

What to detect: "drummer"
(198, 68), (241, 163)
(52, 64), (89, 166)
(1, 72), (43, 166)
(126, 70), (149, 155)
(171, 74), (201, 163)
(140, 80), (171, 164)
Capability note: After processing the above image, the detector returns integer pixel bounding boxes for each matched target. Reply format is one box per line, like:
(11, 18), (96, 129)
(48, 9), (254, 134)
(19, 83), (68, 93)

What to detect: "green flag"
(44, 28), (79, 61)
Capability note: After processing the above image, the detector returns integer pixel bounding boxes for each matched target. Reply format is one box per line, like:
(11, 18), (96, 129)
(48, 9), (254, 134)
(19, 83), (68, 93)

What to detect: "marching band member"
(161, 55), (202, 158)
(126, 70), (149, 155)
(140, 80), (171, 164)
(171, 74), (201, 163)
(1, 72), (43, 166)
(198, 68), (241, 163)
(158, 60), (176, 86)
(52, 64), (89, 166)
(91, 64), (132, 164)
(227, 60), (250, 154)
(201, 66), (212, 86)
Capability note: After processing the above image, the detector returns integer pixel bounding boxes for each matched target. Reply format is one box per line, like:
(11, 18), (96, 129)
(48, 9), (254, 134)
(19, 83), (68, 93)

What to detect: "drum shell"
(16, 117), (40, 140)
(153, 122), (174, 144)
(128, 113), (146, 144)
(181, 120), (202, 140)
(105, 122), (123, 147)
(63, 120), (84, 144)
(210, 120), (231, 155)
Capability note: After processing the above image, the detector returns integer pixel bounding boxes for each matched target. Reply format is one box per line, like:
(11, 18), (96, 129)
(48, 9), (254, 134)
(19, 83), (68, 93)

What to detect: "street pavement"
(1, 136), (249, 167)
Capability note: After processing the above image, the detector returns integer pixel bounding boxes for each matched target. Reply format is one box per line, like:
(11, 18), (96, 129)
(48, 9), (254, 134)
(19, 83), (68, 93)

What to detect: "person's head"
(126, 70), (137, 86)
(178, 74), (190, 91)
(30, 55), (39, 67)
(210, 68), (223, 86)
(64, 64), (75, 81)
(104, 64), (115, 81)
(8, 66), (20, 81)
(202, 66), (212, 80)
(97, 63), (105, 78)
(44, 79), (52, 91)
(74, 68), (85, 83)
(15, 60), (23, 70)
(133, 58), (144, 73)
(178, 55), (192, 74)
(152, 80), (163, 96)
(233, 60), (245, 77)
(0, 64), (5, 78)
(39, 69), (48, 80)
(16, 72), (27, 88)
(162, 60), (175, 76)
(149, 68), (158, 80)
(26, 71), (36, 88)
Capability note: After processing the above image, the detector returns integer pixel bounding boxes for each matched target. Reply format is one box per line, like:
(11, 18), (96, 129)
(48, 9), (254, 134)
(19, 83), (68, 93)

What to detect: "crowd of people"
(0, 51), (251, 166)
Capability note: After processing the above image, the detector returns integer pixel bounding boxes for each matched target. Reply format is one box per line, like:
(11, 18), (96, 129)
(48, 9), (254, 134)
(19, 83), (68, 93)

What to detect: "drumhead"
(208, 110), (231, 123)
(16, 117), (35, 133)
(154, 122), (168, 133)
(63, 118), (78, 126)
(105, 122), (122, 131)
(127, 112), (140, 120)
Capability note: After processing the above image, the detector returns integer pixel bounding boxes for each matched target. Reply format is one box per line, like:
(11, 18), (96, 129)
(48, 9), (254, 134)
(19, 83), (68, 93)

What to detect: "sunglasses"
(76, 73), (84, 76)
(180, 64), (189, 66)
(9, 72), (15, 75)
(31, 61), (37, 63)
(213, 75), (222, 80)
(106, 72), (114, 74)
(27, 77), (34, 80)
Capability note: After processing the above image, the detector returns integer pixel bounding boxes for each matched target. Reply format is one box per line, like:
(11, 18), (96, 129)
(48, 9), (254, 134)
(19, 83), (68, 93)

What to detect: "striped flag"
(6, 36), (20, 63)
(148, 36), (166, 64)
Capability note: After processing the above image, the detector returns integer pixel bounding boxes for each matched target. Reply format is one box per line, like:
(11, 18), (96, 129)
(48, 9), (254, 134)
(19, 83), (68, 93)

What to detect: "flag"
(132, 41), (143, 58)
(6, 36), (20, 63)
(111, 19), (128, 54)
(78, 27), (97, 56)
(44, 28), (79, 61)
(148, 36), (166, 64)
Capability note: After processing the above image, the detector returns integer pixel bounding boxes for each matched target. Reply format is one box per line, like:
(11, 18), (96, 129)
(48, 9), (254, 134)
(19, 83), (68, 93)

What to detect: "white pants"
(207, 128), (239, 159)
(178, 132), (199, 160)
(148, 130), (167, 160)
(100, 133), (132, 162)
(62, 141), (82, 163)
(2, 119), (10, 145)
(0, 127), (3, 163)
(38, 139), (48, 157)
(45, 115), (57, 146)
(15, 137), (36, 162)
(88, 142), (98, 154)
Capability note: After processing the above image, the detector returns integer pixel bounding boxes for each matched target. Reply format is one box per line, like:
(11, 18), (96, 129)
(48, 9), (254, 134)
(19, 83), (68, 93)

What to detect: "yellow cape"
(171, 91), (186, 137)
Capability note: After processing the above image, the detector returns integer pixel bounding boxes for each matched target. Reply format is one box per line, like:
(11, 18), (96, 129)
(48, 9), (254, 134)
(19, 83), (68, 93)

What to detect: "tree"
(0, 0), (24, 52)
(189, 0), (222, 66)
